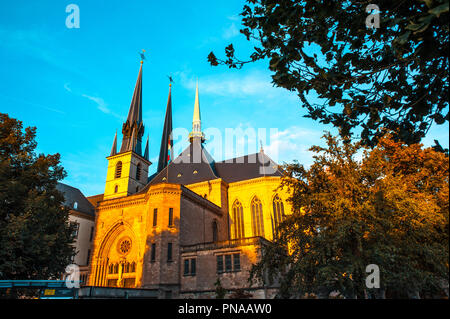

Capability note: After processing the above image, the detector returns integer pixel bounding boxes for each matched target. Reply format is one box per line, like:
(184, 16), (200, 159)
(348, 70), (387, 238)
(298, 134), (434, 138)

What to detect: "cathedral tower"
(104, 61), (151, 200)
(188, 81), (205, 143)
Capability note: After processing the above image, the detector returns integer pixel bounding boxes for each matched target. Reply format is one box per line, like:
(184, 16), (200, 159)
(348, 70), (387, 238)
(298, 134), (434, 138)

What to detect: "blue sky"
(1, 1), (448, 196)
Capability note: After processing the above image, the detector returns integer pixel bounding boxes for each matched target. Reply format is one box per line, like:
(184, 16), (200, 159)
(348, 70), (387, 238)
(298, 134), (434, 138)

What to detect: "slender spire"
(157, 83), (173, 173)
(143, 135), (149, 161)
(189, 80), (205, 143)
(120, 62), (144, 155)
(193, 80), (201, 122)
(110, 131), (118, 156)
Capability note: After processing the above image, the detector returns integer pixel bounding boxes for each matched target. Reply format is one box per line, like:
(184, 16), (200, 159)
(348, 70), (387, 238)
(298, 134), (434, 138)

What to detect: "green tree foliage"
(250, 132), (449, 298)
(214, 278), (227, 299)
(0, 113), (75, 282)
(208, 0), (449, 146)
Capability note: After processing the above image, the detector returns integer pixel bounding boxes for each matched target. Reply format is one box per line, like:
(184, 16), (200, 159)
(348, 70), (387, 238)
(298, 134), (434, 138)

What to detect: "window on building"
(233, 253), (240, 271)
(217, 255), (224, 273)
(153, 208), (158, 227)
(272, 194), (285, 238)
(168, 208), (174, 227)
(216, 253), (241, 273)
(225, 254), (232, 272)
(184, 259), (190, 276)
(167, 243), (173, 262)
(251, 196), (264, 237)
(114, 263), (119, 274)
(183, 258), (197, 276)
(115, 161), (122, 179)
(190, 258), (196, 275)
(150, 243), (156, 262)
(114, 185), (118, 193)
(232, 200), (245, 239)
(86, 249), (91, 265)
(70, 222), (80, 238)
(136, 163), (141, 181)
(89, 227), (94, 242)
(73, 201), (78, 210)
(130, 262), (136, 272)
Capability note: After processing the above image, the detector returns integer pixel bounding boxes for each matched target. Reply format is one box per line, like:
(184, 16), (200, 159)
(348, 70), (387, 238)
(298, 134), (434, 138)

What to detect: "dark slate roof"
(214, 152), (283, 183)
(146, 137), (283, 187)
(148, 140), (218, 186)
(56, 182), (95, 217)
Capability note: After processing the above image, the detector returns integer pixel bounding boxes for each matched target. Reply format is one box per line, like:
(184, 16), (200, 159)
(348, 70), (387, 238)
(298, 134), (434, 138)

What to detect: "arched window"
(232, 200), (245, 239)
(114, 185), (118, 193)
(108, 264), (114, 274)
(136, 163), (141, 181)
(212, 220), (218, 242)
(124, 262), (130, 273)
(251, 196), (264, 237)
(73, 201), (78, 210)
(115, 161), (122, 179)
(113, 263), (119, 274)
(272, 194), (285, 237)
(130, 262), (136, 273)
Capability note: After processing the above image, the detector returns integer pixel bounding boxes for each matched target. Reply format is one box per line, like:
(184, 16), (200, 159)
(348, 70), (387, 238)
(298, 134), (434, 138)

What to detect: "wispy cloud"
(227, 15), (240, 21)
(64, 83), (72, 92)
(222, 23), (239, 39)
(81, 94), (110, 114)
(265, 126), (324, 166)
(180, 70), (297, 101)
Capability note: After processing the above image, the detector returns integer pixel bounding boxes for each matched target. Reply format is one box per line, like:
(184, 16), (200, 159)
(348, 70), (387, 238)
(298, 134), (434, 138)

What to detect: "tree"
(0, 113), (75, 285)
(250, 132), (449, 298)
(214, 278), (227, 299)
(208, 0), (449, 147)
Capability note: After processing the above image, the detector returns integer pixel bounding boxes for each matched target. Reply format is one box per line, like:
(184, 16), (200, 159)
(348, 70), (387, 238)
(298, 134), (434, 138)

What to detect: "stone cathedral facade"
(86, 61), (291, 298)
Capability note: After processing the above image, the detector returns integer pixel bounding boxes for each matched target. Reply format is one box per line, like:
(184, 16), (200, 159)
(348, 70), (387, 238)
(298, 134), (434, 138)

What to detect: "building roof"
(148, 139), (283, 186)
(214, 151), (283, 183)
(148, 139), (218, 185)
(56, 182), (95, 217)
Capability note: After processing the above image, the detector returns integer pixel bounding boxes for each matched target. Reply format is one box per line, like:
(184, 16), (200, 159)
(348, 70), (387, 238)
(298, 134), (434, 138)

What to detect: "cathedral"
(85, 60), (291, 298)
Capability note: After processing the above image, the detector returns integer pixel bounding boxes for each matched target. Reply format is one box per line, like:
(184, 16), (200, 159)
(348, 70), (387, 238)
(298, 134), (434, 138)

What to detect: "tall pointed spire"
(143, 135), (149, 161)
(110, 131), (118, 156)
(120, 61), (144, 155)
(189, 80), (205, 143)
(157, 83), (173, 173)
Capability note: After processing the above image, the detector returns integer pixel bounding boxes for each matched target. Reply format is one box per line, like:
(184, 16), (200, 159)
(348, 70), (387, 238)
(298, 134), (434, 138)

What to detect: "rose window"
(117, 238), (132, 255)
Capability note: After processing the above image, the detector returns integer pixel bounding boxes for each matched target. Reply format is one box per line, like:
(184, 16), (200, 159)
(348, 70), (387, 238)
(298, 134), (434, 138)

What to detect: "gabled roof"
(148, 140), (218, 186)
(214, 152), (283, 183)
(56, 182), (95, 217)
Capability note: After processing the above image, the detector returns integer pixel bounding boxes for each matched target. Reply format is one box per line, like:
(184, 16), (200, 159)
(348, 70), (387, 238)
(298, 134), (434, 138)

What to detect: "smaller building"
(56, 182), (96, 285)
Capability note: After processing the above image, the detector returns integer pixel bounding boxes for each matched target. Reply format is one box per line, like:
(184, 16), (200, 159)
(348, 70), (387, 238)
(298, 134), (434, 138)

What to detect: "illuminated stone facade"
(85, 62), (291, 298)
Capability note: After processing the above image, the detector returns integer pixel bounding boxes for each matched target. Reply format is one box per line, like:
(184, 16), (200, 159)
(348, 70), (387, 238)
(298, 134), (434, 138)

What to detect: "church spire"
(110, 131), (117, 156)
(157, 83), (173, 173)
(143, 135), (149, 161)
(120, 61), (144, 155)
(189, 80), (205, 143)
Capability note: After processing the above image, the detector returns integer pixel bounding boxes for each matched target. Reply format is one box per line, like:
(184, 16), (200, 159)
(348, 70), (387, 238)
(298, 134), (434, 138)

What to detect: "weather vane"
(139, 49), (146, 63)
(167, 75), (174, 86)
